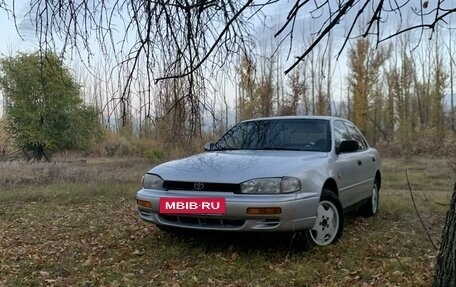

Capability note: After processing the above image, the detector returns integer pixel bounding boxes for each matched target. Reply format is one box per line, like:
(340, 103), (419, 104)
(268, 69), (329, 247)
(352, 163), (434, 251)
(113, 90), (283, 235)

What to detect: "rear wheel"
(305, 189), (344, 247)
(359, 181), (379, 217)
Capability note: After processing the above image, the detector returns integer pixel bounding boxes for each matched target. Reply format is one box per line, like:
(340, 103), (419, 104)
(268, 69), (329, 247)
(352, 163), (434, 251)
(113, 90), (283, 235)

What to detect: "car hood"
(149, 150), (328, 183)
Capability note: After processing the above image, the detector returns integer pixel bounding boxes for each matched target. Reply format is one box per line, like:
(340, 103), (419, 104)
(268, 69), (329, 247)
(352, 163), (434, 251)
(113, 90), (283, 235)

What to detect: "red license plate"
(159, 197), (226, 214)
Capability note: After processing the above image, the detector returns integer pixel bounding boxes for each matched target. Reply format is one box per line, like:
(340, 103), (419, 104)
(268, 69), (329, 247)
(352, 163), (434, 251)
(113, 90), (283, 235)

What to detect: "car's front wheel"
(306, 189), (344, 247)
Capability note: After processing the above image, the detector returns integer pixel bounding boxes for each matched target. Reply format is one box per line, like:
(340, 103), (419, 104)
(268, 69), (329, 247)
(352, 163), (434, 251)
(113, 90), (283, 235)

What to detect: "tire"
(305, 189), (344, 247)
(359, 181), (379, 217)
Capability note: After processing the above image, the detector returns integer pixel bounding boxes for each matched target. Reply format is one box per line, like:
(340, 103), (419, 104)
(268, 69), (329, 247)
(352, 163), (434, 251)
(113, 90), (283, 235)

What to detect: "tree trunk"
(433, 183), (456, 287)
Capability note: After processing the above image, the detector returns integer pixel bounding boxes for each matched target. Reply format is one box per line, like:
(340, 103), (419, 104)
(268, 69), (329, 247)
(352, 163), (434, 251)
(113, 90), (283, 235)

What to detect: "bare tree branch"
(154, 0), (255, 82)
(285, 0), (355, 74)
(405, 169), (438, 250)
(4, 0), (456, 80)
(276, 0), (456, 74)
(4, 0), (455, 136)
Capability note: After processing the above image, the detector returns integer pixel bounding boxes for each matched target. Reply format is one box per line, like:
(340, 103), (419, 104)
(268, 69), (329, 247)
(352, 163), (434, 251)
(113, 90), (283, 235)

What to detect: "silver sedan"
(136, 116), (381, 247)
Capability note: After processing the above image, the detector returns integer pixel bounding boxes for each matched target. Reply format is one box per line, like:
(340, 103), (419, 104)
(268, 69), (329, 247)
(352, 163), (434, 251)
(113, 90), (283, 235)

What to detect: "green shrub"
(144, 148), (166, 161)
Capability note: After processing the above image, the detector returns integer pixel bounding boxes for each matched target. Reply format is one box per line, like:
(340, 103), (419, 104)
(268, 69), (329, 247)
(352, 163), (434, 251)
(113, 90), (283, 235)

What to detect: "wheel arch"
(322, 178), (339, 197)
(375, 170), (381, 190)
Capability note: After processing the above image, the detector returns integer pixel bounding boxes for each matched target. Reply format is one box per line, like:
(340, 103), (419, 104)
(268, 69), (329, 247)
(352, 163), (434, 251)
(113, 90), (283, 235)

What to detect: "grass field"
(0, 157), (454, 286)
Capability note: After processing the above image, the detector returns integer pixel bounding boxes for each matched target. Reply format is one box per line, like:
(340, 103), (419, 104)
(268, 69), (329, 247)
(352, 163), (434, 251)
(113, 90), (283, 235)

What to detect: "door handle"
(357, 160), (362, 166)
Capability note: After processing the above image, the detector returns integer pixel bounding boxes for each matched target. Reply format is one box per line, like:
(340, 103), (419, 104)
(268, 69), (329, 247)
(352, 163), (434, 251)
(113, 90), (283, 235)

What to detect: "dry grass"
(0, 156), (454, 286)
(0, 157), (151, 187)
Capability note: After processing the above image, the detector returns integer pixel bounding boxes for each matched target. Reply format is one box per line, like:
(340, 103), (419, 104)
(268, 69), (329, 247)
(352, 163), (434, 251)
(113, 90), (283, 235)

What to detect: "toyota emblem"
(193, 182), (205, 191)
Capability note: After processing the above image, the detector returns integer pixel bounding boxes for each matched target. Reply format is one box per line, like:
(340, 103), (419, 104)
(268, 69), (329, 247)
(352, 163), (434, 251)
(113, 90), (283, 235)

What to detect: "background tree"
(0, 52), (101, 161)
(347, 38), (390, 138)
(0, 0), (451, 136)
(281, 66), (306, 115)
(237, 55), (257, 120)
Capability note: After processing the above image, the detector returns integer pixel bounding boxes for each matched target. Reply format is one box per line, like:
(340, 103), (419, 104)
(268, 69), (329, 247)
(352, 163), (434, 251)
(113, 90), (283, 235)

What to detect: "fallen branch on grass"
(405, 169), (438, 250)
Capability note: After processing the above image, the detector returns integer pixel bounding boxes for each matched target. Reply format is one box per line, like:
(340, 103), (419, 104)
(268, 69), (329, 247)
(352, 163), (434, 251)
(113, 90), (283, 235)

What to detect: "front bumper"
(136, 188), (320, 232)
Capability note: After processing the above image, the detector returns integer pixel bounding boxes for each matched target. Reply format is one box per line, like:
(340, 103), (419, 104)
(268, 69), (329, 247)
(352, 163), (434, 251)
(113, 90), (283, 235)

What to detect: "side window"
(334, 121), (351, 149)
(343, 121), (368, 150)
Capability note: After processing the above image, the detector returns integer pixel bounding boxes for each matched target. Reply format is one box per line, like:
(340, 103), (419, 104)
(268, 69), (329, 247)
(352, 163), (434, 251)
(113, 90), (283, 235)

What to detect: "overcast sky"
(0, 0), (37, 56)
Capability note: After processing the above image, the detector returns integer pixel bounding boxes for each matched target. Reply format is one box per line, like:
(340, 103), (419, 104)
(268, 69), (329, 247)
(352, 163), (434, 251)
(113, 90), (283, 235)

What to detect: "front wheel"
(305, 189), (344, 247)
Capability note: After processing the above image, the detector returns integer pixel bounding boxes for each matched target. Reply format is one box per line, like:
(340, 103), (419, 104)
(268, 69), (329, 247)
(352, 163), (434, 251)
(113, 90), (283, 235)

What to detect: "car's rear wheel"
(359, 181), (379, 217)
(306, 189), (344, 247)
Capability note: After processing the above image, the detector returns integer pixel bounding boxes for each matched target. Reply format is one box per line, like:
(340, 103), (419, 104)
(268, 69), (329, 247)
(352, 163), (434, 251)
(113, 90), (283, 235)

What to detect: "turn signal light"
(246, 207), (281, 215)
(137, 199), (152, 208)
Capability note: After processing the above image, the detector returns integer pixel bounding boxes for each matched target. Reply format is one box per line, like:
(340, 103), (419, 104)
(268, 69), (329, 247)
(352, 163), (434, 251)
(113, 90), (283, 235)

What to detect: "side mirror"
(204, 142), (214, 151)
(337, 140), (359, 154)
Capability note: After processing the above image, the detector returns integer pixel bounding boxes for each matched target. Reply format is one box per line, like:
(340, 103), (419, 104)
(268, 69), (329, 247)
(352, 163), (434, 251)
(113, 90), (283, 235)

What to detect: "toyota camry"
(136, 116), (381, 247)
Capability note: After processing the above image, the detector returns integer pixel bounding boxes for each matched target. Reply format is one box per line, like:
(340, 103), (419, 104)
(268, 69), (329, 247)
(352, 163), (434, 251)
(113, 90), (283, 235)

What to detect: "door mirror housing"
(337, 140), (359, 154)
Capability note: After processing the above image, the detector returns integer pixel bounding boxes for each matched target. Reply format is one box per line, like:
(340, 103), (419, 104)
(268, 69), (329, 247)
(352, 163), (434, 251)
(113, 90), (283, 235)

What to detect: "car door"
(332, 120), (361, 208)
(342, 121), (375, 200)
(334, 120), (372, 207)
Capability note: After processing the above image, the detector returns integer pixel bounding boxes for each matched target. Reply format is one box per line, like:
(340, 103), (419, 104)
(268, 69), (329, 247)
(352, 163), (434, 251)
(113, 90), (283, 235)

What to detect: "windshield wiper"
(257, 147), (305, 151)
(211, 147), (307, 151)
(210, 147), (242, 151)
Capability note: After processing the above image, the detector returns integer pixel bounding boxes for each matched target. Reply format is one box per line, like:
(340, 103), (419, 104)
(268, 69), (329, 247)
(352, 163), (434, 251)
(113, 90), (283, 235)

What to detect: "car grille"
(159, 215), (245, 228)
(163, 181), (240, 193)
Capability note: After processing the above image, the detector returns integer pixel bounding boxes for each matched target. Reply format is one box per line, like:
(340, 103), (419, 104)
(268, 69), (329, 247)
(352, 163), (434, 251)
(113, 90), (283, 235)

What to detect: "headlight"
(240, 177), (301, 194)
(142, 174), (165, 190)
(281, 177), (301, 193)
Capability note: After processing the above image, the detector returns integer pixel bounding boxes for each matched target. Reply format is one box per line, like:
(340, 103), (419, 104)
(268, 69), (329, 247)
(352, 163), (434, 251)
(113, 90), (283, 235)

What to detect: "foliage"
(144, 148), (166, 162)
(0, 52), (102, 160)
(2, 1), (455, 154)
(237, 54), (278, 120)
(0, 120), (6, 154)
(282, 67), (306, 115)
(342, 37), (453, 148)
(347, 39), (391, 136)
(237, 55), (257, 120)
(93, 130), (193, 161)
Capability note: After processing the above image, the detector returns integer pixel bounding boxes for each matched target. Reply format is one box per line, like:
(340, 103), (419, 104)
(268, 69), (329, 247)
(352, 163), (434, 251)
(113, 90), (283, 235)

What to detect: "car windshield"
(211, 119), (331, 152)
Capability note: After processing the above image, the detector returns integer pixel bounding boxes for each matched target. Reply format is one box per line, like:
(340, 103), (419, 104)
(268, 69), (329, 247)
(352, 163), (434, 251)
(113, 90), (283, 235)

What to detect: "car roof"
(241, 115), (346, 122)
